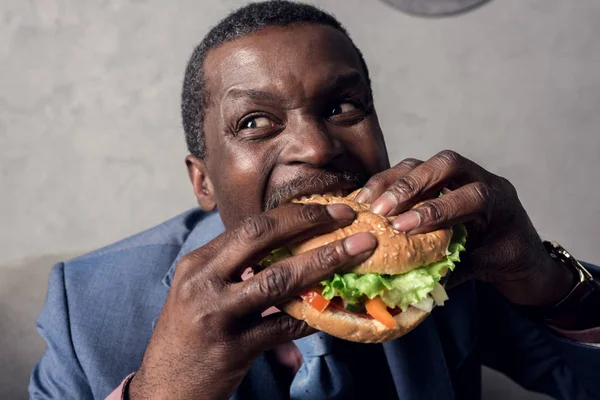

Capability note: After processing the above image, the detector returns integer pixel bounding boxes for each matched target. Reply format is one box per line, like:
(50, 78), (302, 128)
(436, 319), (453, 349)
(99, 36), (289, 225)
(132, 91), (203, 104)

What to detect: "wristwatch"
(523, 241), (600, 329)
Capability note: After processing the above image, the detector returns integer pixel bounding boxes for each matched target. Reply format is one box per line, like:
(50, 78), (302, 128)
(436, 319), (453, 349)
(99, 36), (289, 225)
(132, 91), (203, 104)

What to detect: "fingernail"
(261, 306), (281, 318)
(343, 232), (377, 256)
(326, 204), (356, 221)
(370, 192), (397, 216)
(354, 187), (372, 203)
(392, 211), (421, 232)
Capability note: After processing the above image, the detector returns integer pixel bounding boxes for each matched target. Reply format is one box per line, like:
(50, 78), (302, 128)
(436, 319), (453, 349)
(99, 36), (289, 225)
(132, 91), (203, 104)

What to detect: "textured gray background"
(2, 0), (599, 398)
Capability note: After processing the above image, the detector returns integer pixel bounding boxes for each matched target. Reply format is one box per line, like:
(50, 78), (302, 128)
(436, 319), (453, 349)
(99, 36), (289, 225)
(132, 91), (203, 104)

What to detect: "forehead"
(203, 24), (366, 102)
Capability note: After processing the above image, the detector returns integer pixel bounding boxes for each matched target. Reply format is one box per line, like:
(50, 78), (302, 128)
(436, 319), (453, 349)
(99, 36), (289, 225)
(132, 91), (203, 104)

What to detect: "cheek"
(211, 147), (269, 227)
(342, 118), (390, 175)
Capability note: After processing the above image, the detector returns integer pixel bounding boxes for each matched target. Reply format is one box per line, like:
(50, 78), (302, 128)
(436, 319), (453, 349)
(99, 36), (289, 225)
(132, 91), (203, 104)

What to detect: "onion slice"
(431, 282), (449, 306)
(412, 297), (434, 313)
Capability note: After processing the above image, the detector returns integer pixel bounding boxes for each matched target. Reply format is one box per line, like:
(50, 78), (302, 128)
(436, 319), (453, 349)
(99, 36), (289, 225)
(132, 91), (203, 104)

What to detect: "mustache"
(263, 169), (369, 211)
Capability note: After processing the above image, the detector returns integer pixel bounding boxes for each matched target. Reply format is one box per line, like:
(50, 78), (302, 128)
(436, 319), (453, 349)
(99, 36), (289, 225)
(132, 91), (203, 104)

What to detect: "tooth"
(323, 192), (334, 197)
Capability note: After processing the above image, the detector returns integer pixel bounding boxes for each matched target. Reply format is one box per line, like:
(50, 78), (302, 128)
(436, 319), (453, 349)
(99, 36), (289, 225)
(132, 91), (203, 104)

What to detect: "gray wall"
(2, 0), (598, 398)
(2, 0), (599, 266)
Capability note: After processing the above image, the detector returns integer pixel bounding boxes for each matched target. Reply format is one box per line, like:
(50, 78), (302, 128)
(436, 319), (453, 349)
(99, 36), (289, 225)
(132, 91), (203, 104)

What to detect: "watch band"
(519, 241), (600, 329)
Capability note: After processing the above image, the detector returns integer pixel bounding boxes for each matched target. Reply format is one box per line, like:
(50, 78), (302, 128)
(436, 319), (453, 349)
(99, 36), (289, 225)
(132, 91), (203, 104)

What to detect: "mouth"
(263, 169), (368, 211)
(284, 184), (356, 205)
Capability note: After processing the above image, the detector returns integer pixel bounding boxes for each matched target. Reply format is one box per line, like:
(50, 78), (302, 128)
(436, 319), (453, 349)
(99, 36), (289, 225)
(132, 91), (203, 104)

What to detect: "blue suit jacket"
(29, 210), (600, 399)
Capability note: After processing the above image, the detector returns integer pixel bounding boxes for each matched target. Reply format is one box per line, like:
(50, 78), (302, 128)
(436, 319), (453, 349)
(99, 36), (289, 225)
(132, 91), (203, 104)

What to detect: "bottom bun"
(281, 299), (429, 343)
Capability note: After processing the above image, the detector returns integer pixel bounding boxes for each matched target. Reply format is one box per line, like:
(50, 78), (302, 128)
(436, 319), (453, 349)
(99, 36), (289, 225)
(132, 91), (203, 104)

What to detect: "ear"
(186, 155), (217, 211)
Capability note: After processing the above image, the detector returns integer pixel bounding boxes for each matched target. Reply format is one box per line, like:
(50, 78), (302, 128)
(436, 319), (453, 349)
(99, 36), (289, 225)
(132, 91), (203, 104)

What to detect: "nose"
(279, 115), (343, 167)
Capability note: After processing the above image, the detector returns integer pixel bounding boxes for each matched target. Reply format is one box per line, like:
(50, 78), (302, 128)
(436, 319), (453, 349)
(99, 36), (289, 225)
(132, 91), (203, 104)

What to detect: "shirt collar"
(162, 211), (226, 288)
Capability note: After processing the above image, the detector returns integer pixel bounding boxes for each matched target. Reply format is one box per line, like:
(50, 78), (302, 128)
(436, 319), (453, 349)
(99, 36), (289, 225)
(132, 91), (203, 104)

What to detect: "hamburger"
(258, 189), (467, 343)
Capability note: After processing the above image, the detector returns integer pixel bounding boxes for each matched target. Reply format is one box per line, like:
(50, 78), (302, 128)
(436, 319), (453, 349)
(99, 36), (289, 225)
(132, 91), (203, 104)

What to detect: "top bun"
(291, 190), (452, 275)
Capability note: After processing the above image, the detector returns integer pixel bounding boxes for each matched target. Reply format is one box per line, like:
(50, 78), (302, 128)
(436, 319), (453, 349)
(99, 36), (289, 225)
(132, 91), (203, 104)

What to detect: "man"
(30, 1), (600, 399)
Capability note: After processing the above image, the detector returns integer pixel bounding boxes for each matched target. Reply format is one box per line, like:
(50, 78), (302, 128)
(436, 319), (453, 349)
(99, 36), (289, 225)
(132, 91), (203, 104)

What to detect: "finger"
(354, 158), (423, 204)
(243, 313), (316, 352)
(369, 150), (484, 217)
(179, 203), (357, 281)
(232, 232), (377, 315)
(390, 181), (494, 234)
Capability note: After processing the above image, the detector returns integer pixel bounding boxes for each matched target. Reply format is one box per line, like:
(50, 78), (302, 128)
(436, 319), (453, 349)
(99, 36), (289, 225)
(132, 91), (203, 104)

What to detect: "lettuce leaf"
(256, 247), (292, 271)
(320, 224), (467, 311)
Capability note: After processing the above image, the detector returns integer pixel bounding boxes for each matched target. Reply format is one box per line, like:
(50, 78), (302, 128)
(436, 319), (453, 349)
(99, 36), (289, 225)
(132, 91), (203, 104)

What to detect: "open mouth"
(263, 169), (367, 211)
(294, 189), (350, 201)
(287, 186), (354, 204)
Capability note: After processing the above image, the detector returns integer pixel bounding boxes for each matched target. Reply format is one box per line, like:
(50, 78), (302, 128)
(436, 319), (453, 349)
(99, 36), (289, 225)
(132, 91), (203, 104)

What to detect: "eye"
(243, 116), (273, 129)
(330, 102), (357, 116)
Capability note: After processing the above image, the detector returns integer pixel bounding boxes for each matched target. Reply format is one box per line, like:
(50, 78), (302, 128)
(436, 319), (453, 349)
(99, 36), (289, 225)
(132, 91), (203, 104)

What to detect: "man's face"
(197, 23), (389, 228)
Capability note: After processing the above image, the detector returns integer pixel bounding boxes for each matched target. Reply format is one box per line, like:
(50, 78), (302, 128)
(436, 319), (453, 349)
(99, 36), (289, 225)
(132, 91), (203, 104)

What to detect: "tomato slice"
(300, 289), (330, 312)
(365, 297), (397, 329)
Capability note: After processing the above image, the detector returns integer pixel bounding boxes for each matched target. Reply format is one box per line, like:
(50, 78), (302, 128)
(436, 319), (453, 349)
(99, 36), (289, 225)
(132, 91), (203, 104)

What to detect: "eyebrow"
(319, 70), (365, 97)
(224, 88), (281, 103)
(222, 70), (367, 105)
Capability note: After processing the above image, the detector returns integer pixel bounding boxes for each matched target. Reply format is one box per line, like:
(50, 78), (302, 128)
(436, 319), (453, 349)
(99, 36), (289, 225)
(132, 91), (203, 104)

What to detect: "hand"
(354, 150), (574, 307)
(128, 203), (376, 400)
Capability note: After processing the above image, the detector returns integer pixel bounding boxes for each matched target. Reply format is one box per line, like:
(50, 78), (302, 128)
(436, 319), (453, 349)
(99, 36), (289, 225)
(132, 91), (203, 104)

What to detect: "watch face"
(380, 0), (492, 17)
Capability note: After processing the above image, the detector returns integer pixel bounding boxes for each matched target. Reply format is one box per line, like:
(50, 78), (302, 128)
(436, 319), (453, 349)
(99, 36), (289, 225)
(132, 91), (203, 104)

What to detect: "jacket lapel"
(152, 211), (225, 329)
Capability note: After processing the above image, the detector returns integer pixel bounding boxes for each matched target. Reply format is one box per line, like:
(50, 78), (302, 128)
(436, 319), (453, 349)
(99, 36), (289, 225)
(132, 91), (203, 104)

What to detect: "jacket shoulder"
(70, 208), (204, 264)
(44, 209), (206, 397)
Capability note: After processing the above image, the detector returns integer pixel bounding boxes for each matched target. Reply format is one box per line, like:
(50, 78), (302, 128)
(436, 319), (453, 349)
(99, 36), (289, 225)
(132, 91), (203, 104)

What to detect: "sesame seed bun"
(291, 191), (452, 275)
